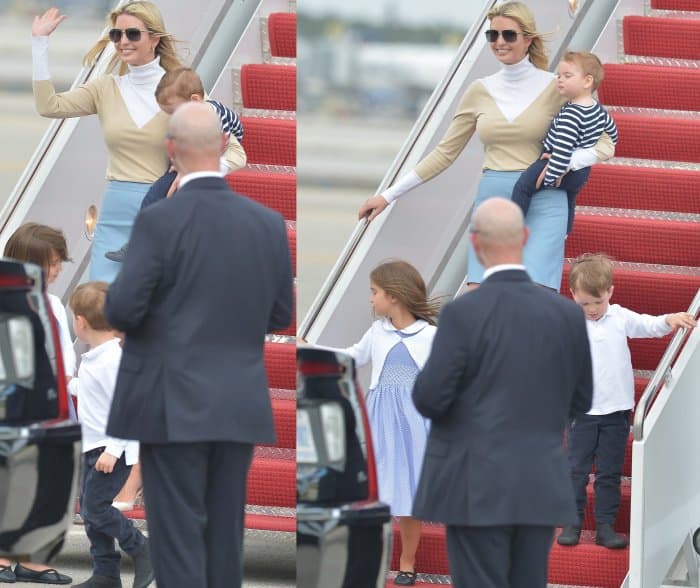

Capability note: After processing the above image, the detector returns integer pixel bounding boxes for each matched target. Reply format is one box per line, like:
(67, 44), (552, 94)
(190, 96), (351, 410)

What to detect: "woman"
(32, 1), (183, 283)
(359, 1), (614, 291)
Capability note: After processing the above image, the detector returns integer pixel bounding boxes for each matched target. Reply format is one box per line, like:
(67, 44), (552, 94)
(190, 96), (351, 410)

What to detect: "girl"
(340, 260), (441, 586)
(1, 222), (74, 585)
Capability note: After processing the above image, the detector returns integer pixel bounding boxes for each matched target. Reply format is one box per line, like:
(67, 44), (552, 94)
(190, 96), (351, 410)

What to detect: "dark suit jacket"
(105, 176), (293, 444)
(412, 269), (592, 526)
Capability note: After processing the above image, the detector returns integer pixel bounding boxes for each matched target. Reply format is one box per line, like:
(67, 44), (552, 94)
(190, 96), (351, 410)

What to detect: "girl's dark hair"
(370, 260), (442, 326)
(3, 222), (71, 270)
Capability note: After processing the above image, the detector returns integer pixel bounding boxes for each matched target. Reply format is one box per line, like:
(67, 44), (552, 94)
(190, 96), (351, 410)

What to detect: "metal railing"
(633, 287), (700, 441)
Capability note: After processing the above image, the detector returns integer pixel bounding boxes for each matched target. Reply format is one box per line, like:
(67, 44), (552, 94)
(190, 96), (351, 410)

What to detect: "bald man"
(411, 198), (593, 587)
(105, 102), (293, 588)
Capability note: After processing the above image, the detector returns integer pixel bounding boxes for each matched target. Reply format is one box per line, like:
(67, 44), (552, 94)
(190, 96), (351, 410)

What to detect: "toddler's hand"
(666, 312), (697, 331)
(536, 165), (548, 189)
(95, 452), (118, 474)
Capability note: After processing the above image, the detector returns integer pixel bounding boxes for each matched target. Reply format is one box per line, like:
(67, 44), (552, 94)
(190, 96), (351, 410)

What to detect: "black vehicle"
(0, 258), (81, 561)
(297, 345), (392, 588)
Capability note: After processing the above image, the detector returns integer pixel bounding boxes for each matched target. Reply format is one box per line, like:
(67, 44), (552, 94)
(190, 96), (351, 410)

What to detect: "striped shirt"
(542, 101), (618, 186)
(207, 99), (244, 141)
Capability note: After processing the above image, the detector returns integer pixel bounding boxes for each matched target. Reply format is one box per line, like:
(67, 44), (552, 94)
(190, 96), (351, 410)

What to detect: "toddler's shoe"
(595, 523), (628, 549)
(104, 244), (128, 263)
(557, 525), (581, 546)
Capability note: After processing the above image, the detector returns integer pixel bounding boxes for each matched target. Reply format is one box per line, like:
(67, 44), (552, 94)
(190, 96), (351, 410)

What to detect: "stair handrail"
(633, 287), (700, 441)
(298, 0), (500, 339)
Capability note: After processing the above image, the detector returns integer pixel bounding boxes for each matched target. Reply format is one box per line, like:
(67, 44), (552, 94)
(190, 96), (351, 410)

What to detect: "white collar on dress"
(380, 317), (429, 335)
(480, 54), (555, 123)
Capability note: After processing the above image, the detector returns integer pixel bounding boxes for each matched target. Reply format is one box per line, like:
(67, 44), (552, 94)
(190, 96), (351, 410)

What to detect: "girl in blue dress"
(340, 260), (441, 586)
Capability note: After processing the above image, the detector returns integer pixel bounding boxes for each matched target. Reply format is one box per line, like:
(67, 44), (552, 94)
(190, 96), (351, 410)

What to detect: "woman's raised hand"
(358, 195), (389, 221)
(32, 8), (67, 37)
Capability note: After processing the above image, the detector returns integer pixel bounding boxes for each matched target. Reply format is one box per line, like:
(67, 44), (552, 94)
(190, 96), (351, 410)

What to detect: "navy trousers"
(80, 448), (146, 578)
(140, 169), (178, 209)
(567, 410), (631, 525)
(511, 157), (591, 234)
(446, 525), (555, 588)
(140, 441), (254, 588)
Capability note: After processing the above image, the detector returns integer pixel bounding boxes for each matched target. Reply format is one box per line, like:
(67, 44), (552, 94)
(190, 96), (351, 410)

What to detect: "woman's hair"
(568, 253), (614, 296)
(3, 222), (71, 270)
(487, 1), (549, 70)
(155, 67), (205, 103)
(370, 260), (442, 326)
(69, 281), (112, 331)
(83, 1), (182, 75)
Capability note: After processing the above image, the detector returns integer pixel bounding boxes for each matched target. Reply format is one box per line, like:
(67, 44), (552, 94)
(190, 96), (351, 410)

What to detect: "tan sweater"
(34, 77), (170, 183)
(415, 79), (614, 181)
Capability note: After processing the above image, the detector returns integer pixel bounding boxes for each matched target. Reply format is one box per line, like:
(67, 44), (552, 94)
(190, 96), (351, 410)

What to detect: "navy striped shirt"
(207, 99), (244, 141)
(542, 101), (618, 186)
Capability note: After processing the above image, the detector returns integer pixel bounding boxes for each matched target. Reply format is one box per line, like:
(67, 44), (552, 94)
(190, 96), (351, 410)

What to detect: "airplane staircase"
(380, 1), (700, 586)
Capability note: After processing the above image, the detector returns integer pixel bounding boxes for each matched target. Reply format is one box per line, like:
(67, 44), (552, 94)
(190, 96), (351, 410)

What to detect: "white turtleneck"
(113, 57), (165, 128)
(479, 55), (554, 123)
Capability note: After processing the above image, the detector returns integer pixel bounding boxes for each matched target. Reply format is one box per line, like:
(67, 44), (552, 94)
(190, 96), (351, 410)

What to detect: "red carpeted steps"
(578, 165), (700, 214)
(241, 64), (296, 112)
(388, 522), (629, 586)
(240, 117), (296, 167)
(652, 0), (700, 9)
(613, 113), (700, 163)
(267, 12), (296, 58)
(623, 16), (700, 60)
(566, 214), (700, 267)
(225, 170), (296, 220)
(599, 64), (700, 112)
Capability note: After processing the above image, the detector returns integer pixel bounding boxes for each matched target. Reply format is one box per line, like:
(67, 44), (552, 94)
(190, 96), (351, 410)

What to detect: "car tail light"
(319, 403), (345, 462)
(298, 358), (345, 377)
(44, 294), (68, 420)
(7, 316), (34, 379)
(297, 401), (347, 468)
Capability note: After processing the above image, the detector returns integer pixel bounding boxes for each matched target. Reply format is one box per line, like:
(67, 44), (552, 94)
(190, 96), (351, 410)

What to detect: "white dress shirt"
(482, 263), (527, 280)
(586, 304), (671, 415)
(68, 337), (139, 463)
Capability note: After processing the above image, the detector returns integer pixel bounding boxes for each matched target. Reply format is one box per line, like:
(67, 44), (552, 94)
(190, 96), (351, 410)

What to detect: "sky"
(298, 0), (487, 27)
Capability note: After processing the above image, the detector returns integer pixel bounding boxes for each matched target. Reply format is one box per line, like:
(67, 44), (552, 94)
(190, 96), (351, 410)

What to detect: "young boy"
(511, 51), (618, 234)
(68, 282), (153, 588)
(558, 254), (696, 549)
(105, 67), (245, 262)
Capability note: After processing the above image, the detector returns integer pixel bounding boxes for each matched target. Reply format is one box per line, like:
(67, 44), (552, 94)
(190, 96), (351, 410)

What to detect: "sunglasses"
(108, 28), (150, 43)
(484, 29), (520, 43)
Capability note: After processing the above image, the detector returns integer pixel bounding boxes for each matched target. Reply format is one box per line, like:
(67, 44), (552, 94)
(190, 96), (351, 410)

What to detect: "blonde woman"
(360, 1), (615, 292)
(32, 2), (245, 283)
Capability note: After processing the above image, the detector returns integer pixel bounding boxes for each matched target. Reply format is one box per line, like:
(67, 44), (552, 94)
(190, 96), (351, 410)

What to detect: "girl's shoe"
(0, 564), (15, 583)
(394, 570), (417, 586)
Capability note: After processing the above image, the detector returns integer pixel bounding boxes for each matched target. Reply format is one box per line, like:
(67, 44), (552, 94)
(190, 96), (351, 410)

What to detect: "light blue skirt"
(466, 170), (567, 291)
(90, 180), (149, 283)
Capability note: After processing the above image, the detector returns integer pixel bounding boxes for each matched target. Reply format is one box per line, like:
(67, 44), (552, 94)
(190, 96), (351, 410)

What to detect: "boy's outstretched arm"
(666, 312), (697, 331)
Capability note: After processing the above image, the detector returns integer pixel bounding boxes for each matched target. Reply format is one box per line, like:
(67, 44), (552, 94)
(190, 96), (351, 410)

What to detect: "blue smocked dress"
(365, 331), (430, 516)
